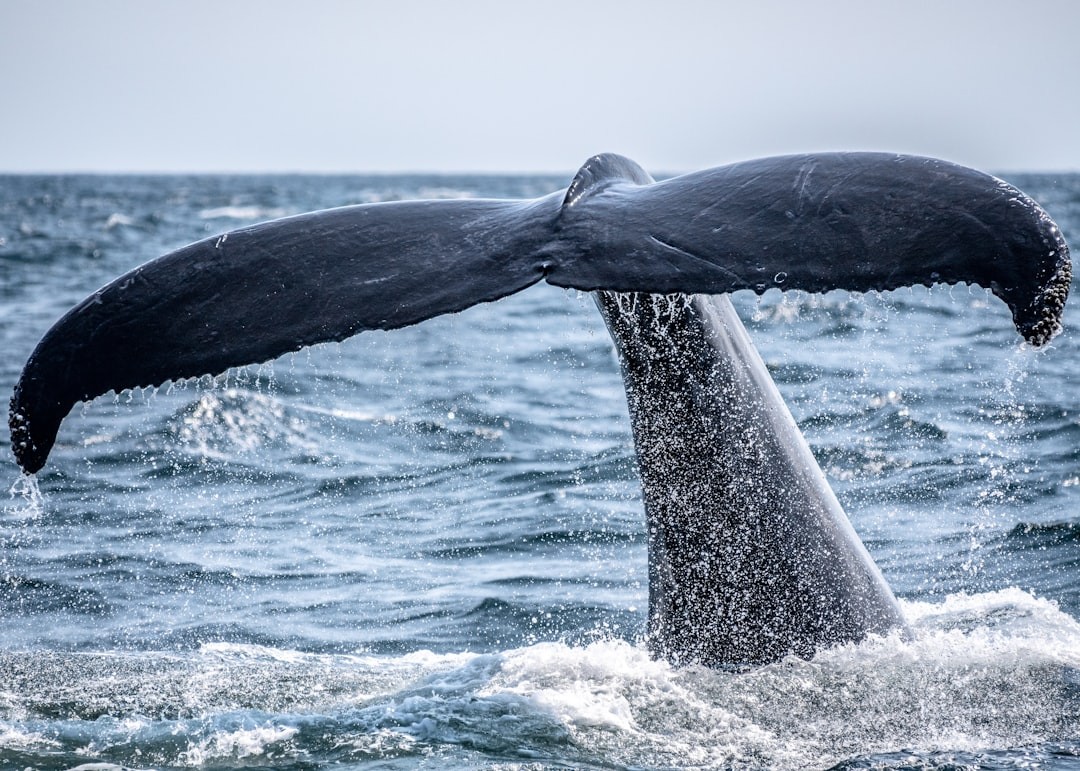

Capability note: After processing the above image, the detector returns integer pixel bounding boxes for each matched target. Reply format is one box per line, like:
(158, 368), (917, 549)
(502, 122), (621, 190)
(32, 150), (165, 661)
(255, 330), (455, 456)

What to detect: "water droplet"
(774, 272), (787, 284)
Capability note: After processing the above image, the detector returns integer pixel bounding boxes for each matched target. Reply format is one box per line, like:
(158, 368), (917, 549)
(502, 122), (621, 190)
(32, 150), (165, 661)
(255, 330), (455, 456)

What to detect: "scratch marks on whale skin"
(647, 235), (749, 289)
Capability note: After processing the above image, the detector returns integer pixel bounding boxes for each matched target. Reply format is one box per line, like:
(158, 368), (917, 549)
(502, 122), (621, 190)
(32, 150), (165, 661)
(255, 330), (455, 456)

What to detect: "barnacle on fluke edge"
(1017, 227), (1071, 347)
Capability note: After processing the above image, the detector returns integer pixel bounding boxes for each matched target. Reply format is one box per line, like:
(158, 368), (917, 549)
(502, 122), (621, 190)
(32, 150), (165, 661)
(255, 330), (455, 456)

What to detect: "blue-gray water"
(1, 172), (1078, 770)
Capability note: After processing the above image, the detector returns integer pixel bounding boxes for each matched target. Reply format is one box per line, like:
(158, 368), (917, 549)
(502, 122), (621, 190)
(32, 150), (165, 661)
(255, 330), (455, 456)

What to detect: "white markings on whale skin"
(646, 234), (749, 289)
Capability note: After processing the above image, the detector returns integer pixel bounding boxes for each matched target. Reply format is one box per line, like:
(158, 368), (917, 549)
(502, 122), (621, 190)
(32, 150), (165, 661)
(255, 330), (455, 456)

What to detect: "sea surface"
(0, 170), (1078, 770)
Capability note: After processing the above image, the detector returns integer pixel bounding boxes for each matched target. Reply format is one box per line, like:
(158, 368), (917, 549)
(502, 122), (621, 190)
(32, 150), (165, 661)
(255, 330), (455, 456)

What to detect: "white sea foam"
(103, 212), (135, 229)
(198, 206), (288, 220)
(0, 722), (60, 751)
(454, 596), (1080, 768)
(0, 594), (1076, 769)
(179, 723), (299, 765)
(416, 187), (475, 200)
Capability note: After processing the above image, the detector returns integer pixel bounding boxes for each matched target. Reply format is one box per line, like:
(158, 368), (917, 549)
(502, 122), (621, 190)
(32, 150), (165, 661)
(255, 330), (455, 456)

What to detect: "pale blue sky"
(2, 0), (1078, 173)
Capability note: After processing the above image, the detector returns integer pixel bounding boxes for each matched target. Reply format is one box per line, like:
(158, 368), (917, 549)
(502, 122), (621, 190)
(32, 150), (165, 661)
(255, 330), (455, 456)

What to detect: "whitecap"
(198, 206), (289, 220)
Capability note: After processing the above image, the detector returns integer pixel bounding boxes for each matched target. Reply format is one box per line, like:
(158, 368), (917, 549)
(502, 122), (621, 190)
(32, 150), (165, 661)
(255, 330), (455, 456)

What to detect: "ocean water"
(0, 170), (1078, 770)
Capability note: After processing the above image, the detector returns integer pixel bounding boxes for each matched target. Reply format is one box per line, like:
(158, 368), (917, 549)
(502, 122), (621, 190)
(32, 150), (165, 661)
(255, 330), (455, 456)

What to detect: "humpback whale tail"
(7, 152), (1071, 668)
(9, 152), (1070, 475)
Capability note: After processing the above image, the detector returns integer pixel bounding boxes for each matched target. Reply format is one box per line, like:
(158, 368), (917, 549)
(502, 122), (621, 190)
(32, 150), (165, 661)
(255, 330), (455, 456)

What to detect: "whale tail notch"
(561, 153), (655, 208)
(9, 152), (1071, 473)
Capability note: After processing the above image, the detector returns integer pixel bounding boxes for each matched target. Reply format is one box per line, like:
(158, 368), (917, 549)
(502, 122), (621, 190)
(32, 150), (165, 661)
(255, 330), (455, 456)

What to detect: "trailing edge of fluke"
(9, 152), (1072, 474)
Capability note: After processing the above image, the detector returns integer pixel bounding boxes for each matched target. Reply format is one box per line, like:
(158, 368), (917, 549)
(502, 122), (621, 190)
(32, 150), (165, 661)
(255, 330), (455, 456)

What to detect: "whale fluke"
(7, 152), (1072, 668)
(9, 152), (1070, 474)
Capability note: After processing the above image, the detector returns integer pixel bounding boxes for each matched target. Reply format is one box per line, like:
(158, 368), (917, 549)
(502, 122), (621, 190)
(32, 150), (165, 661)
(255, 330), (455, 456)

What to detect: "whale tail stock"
(9, 152), (1071, 474)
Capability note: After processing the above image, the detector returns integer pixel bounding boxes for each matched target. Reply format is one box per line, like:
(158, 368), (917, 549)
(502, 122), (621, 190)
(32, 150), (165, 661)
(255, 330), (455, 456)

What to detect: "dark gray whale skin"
(9, 153), (1071, 667)
(598, 291), (905, 667)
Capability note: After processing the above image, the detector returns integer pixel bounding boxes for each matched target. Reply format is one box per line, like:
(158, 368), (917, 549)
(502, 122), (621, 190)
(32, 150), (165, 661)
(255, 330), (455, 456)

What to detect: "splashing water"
(8, 473), (43, 518)
(0, 592), (1078, 769)
(0, 171), (1078, 769)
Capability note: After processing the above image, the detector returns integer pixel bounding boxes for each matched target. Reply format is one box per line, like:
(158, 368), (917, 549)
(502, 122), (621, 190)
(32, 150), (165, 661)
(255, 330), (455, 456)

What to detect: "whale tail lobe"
(10, 153), (1070, 473)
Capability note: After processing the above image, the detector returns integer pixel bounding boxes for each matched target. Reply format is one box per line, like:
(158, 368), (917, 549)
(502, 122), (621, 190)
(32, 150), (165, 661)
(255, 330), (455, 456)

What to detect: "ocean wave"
(1005, 520), (1080, 548)
(3, 171), (1079, 770)
(0, 574), (112, 617)
(0, 589), (1076, 769)
(197, 205), (289, 220)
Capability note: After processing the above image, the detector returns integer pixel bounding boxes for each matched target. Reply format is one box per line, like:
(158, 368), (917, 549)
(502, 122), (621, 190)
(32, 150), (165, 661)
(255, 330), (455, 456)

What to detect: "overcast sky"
(2, 0), (1078, 174)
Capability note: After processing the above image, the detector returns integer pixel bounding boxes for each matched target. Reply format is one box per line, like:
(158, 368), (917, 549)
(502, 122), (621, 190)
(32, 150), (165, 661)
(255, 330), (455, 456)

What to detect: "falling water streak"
(7, 474), (43, 518)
